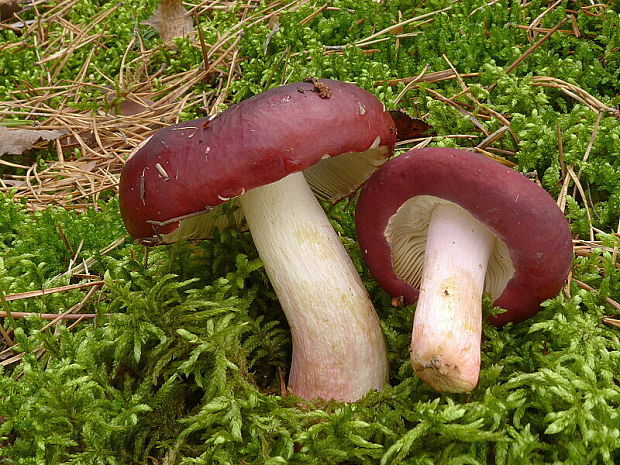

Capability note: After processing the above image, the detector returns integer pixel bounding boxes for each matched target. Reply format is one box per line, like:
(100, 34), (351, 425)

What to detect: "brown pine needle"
(602, 318), (620, 329)
(376, 70), (480, 86)
(531, 77), (619, 116)
(505, 16), (571, 75)
(0, 0), (255, 212)
(2, 281), (105, 302)
(572, 279), (620, 312)
(0, 312), (101, 320)
(487, 16), (571, 93)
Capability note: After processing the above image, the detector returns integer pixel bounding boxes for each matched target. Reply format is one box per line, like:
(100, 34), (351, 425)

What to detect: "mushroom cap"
(119, 79), (396, 245)
(355, 147), (573, 325)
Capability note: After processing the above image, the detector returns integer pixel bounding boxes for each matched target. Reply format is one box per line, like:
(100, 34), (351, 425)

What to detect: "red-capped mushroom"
(355, 148), (573, 393)
(119, 79), (396, 401)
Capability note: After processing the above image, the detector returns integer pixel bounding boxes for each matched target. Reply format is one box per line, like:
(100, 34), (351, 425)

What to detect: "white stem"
(238, 171), (388, 401)
(410, 203), (495, 392)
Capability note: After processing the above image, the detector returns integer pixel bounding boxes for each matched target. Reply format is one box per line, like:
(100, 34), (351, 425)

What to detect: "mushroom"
(119, 79), (396, 401)
(355, 147), (573, 393)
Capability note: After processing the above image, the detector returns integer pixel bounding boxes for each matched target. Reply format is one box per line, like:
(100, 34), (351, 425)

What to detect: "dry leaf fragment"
(143, 0), (194, 42)
(0, 0), (20, 21)
(0, 126), (66, 156)
(105, 90), (156, 116)
(389, 110), (435, 141)
(263, 14), (280, 54)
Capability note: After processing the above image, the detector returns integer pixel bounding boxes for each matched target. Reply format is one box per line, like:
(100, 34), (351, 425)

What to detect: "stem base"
(410, 203), (495, 392)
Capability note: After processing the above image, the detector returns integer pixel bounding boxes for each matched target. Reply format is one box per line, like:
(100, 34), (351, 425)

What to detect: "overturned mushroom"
(119, 79), (397, 401)
(355, 148), (573, 392)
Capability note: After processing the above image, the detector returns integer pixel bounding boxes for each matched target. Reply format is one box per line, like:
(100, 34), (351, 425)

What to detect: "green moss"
(1, 1), (619, 463)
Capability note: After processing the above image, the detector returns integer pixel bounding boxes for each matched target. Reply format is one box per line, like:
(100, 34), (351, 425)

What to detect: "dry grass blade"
(0, 283), (106, 366)
(531, 76), (620, 116)
(472, 147), (516, 167)
(392, 64), (430, 105)
(566, 165), (595, 241)
(512, 24), (579, 36)
(353, 6), (453, 46)
(476, 126), (510, 150)
(376, 70), (480, 87)
(395, 134), (478, 147)
(0, 0), (255, 212)
(524, 0), (564, 42)
(556, 112), (602, 239)
(0, 311), (100, 320)
(423, 87), (489, 135)
(572, 279), (620, 312)
(299, 2), (328, 26)
(57, 236), (126, 281)
(486, 16), (570, 93)
(505, 17), (570, 75)
(2, 281), (105, 302)
(572, 239), (620, 258)
(467, 0), (500, 18)
(602, 317), (620, 329)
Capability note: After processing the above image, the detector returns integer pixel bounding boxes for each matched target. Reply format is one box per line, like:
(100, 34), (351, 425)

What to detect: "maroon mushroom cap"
(355, 147), (573, 325)
(119, 79), (396, 245)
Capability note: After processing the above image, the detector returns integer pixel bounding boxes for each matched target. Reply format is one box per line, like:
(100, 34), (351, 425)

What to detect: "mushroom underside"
(303, 137), (387, 202)
(385, 195), (516, 300)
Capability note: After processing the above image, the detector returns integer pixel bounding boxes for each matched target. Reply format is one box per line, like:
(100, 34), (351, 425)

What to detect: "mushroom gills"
(385, 195), (515, 299)
(303, 141), (389, 203)
(161, 200), (243, 244)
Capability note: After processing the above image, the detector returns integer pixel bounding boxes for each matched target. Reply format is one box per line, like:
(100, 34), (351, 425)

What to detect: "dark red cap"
(119, 79), (396, 244)
(355, 147), (573, 325)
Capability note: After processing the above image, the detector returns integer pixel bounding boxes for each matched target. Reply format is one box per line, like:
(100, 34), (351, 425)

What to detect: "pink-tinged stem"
(410, 203), (495, 392)
(239, 171), (388, 401)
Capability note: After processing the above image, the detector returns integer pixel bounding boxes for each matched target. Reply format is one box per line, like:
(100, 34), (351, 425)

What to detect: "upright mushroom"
(119, 79), (396, 401)
(355, 148), (573, 393)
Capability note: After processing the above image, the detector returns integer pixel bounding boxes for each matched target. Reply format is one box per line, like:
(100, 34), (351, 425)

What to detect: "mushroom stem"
(410, 203), (495, 392)
(238, 171), (388, 401)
